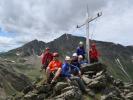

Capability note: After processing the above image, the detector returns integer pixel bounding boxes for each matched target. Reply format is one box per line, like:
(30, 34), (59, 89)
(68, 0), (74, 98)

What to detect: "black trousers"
(90, 58), (98, 63)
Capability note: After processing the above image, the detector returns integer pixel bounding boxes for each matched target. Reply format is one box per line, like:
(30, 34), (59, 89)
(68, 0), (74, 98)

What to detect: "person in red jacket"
(89, 43), (99, 63)
(41, 47), (53, 70)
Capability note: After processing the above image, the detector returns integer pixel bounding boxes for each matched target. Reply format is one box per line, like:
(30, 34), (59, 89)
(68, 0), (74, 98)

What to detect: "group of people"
(41, 41), (99, 92)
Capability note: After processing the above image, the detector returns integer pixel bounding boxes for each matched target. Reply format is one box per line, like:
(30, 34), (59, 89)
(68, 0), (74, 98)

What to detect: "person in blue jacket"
(76, 41), (86, 59)
(61, 56), (81, 79)
(61, 56), (87, 92)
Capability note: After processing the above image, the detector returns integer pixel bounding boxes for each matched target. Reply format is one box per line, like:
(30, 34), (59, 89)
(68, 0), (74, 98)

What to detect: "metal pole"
(86, 21), (90, 63)
(86, 6), (90, 63)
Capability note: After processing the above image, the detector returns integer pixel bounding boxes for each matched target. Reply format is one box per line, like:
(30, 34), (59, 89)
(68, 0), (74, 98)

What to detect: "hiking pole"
(115, 58), (132, 82)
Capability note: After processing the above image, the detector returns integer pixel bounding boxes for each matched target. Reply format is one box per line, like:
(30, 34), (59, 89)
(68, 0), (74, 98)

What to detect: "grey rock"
(61, 86), (79, 93)
(36, 84), (51, 94)
(101, 94), (122, 100)
(88, 80), (106, 91)
(82, 75), (92, 84)
(55, 86), (82, 100)
(54, 82), (69, 92)
(23, 85), (34, 94)
(124, 83), (133, 91)
(125, 92), (133, 100)
(24, 92), (37, 100)
(113, 79), (124, 88)
(37, 93), (47, 100)
(96, 71), (104, 77)
(81, 62), (107, 73)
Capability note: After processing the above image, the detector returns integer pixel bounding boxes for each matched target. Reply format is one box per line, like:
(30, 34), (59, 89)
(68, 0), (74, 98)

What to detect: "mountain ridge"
(0, 34), (133, 82)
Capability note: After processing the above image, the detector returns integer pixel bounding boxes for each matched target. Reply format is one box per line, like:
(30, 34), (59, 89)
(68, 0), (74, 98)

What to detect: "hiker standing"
(46, 52), (62, 84)
(41, 47), (53, 70)
(89, 43), (99, 63)
(76, 41), (86, 60)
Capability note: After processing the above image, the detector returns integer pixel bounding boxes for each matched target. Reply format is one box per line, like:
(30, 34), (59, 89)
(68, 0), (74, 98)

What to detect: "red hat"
(53, 52), (59, 57)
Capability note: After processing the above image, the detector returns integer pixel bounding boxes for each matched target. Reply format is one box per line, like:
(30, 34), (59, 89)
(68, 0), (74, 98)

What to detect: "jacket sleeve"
(83, 48), (86, 54)
(62, 64), (71, 78)
(41, 54), (46, 64)
(71, 64), (80, 72)
(49, 53), (53, 61)
(97, 50), (100, 57)
(76, 47), (79, 55)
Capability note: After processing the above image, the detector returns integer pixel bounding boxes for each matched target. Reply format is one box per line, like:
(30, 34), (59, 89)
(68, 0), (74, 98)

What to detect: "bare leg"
(52, 68), (61, 82)
(46, 67), (51, 83)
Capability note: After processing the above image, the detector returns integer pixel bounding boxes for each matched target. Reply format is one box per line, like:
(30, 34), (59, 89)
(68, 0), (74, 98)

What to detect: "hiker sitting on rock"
(71, 53), (81, 70)
(89, 43), (99, 63)
(77, 41), (86, 60)
(46, 52), (62, 84)
(78, 55), (88, 74)
(78, 55), (88, 65)
(41, 47), (53, 70)
(61, 56), (88, 93)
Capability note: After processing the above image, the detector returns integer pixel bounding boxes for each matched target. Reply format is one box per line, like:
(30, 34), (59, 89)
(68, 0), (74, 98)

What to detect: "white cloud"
(0, 36), (20, 52)
(0, 36), (13, 45)
(0, 0), (132, 52)
(0, 0), (106, 38)
(92, 0), (133, 45)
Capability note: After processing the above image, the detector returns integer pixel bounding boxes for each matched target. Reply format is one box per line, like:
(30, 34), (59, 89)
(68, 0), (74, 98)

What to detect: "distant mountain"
(0, 59), (31, 99)
(1, 34), (133, 82)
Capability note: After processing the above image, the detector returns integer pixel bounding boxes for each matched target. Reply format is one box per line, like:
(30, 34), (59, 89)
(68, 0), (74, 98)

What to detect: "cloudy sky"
(0, 0), (132, 52)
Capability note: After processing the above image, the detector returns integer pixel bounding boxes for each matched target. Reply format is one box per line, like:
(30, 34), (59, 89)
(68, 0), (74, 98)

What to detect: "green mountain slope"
(0, 58), (31, 99)
(0, 34), (133, 82)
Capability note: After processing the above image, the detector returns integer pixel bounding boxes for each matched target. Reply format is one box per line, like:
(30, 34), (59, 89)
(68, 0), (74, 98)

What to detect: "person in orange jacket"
(89, 43), (99, 63)
(46, 52), (62, 84)
(41, 47), (53, 70)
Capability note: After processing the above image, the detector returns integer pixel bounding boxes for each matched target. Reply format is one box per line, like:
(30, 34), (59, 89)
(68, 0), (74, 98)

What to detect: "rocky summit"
(12, 62), (133, 100)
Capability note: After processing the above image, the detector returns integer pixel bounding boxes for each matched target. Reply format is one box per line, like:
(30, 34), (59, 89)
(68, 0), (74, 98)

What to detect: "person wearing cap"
(89, 43), (99, 63)
(78, 55), (88, 65)
(61, 56), (80, 79)
(41, 47), (53, 70)
(61, 56), (73, 80)
(76, 41), (86, 60)
(46, 52), (62, 84)
(71, 53), (81, 69)
(61, 56), (87, 93)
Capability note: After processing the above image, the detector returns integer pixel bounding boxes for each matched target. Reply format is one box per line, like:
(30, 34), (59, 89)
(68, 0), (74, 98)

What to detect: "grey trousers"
(70, 76), (86, 92)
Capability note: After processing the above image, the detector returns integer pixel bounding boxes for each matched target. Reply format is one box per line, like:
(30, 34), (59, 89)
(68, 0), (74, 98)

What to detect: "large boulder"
(36, 93), (47, 100)
(88, 80), (106, 91)
(54, 86), (82, 100)
(101, 94), (122, 100)
(23, 85), (35, 94)
(124, 83), (133, 91)
(113, 79), (124, 88)
(54, 82), (69, 92)
(36, 84), (52, 94)
(125, 92), (133, 100)
(82, 75), (92, 84)
(24, 92), (38, 100)
(81, 62), (107, 74)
